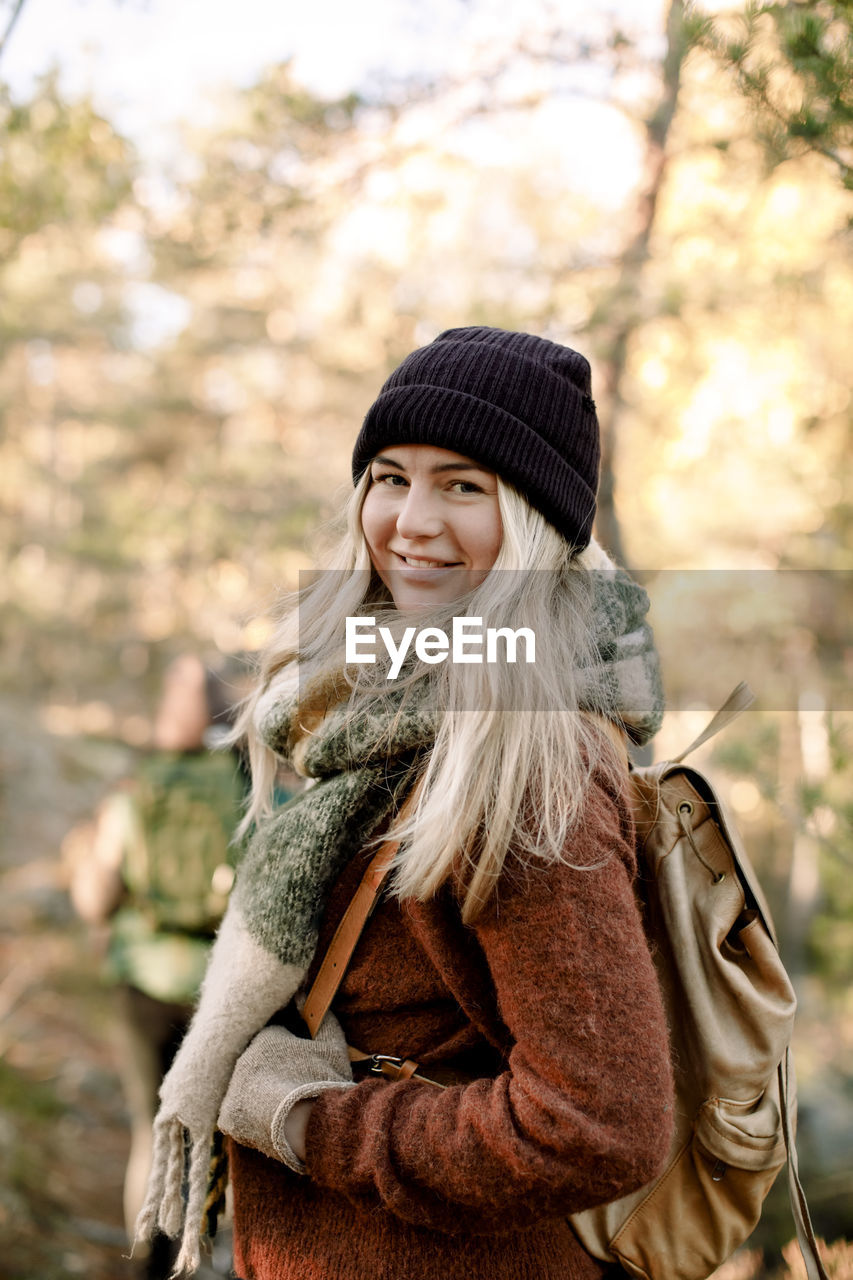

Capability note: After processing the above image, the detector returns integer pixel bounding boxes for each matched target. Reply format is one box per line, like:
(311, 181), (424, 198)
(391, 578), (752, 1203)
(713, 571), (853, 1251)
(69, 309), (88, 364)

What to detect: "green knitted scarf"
(136, 560), (664, 1274)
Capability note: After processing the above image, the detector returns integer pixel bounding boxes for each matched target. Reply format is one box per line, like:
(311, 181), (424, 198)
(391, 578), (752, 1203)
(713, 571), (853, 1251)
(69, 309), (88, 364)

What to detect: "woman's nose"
(394, 484), (444, 540)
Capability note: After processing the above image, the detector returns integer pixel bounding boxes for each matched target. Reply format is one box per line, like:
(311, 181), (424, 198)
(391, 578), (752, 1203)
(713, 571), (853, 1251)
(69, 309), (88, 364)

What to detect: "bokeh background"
(0, 0), (850, 1276)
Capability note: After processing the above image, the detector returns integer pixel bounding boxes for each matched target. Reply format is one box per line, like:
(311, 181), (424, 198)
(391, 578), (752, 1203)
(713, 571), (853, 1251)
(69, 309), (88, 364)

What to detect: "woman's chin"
(385, 565), (486, 612)
(392, 588), (456, 613)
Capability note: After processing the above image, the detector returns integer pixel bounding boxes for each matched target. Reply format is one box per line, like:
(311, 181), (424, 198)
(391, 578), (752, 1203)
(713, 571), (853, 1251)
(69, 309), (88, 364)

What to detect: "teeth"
(402, 556), (450, 568)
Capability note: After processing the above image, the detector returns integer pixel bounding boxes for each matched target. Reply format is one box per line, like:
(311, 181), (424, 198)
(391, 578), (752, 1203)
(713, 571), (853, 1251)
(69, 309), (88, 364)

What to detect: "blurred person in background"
(66, 653), (255, 1277)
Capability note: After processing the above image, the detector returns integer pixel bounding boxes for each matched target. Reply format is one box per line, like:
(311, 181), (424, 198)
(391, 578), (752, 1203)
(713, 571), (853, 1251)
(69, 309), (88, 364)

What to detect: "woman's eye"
(371, 472), (408, 487)
(451, 480), (483, 494)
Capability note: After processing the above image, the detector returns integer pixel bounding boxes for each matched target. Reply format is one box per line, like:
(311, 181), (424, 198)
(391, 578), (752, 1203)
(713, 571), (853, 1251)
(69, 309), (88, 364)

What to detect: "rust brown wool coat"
(228, 758), (675, 1280)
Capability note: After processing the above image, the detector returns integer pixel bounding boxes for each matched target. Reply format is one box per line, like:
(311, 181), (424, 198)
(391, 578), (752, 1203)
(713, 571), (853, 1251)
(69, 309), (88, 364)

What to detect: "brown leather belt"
(349, 1047), (447, 1088)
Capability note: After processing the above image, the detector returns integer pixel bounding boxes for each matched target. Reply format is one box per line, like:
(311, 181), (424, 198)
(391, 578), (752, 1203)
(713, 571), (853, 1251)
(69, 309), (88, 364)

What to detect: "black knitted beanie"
(351, 326), (600, 549)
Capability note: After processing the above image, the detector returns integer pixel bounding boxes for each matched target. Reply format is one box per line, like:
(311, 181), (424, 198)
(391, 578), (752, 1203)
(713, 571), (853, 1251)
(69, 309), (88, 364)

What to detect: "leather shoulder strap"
(301, 783), (421, 1038)
(780, 1051), (830, 1279)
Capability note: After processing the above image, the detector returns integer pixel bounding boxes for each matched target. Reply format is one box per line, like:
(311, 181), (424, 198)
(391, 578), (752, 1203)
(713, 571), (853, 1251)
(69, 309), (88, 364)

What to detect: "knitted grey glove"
(217, 1009), (354, 1173)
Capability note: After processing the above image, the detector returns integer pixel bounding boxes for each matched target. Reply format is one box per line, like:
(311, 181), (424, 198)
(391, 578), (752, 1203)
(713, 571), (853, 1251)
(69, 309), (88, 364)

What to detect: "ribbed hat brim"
(353, 383), (597, 547)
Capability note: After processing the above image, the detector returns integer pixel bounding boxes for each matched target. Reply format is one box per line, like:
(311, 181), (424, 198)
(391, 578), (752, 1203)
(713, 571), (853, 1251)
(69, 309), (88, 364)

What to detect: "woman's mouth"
(393, 552), (461, 569)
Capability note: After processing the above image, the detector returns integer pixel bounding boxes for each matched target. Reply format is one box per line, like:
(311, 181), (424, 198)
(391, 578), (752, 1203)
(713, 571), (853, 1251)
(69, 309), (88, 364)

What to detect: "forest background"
(0, 0), (851, 1276)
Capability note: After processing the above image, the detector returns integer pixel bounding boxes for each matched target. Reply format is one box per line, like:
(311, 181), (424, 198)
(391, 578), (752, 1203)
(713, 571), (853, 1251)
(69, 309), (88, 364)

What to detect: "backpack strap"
(301, 782), (421, 1038)
(671, 681), (755, 763)
(779, 1049), (831, 1280)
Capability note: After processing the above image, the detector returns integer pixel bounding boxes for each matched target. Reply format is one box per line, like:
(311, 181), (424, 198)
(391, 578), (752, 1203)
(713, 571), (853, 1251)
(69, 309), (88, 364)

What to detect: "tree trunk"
(593, 0), (689, 567)
(0, 0), (28, 64)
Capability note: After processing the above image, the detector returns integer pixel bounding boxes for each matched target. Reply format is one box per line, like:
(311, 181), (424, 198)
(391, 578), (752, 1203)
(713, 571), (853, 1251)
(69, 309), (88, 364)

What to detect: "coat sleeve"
(303, 765), (675, 1233)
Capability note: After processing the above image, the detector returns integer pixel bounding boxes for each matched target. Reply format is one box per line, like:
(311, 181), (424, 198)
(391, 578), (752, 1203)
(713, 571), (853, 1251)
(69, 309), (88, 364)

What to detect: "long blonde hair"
(235, 470), (624, 922)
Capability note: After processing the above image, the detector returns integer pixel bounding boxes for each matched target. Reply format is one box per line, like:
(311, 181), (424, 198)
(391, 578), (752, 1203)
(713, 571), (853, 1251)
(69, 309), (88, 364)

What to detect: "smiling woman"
(137, 326), (671, 1280)
(360, 445), (503, 610)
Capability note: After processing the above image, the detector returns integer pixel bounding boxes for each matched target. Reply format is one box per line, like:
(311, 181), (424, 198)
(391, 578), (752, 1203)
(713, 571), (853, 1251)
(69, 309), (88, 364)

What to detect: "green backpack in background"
(122, 748), (248, 935)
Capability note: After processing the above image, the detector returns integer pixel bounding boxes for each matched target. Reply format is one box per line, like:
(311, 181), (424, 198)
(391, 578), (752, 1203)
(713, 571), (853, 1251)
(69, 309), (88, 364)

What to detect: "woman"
(137, 326), (674, 1279)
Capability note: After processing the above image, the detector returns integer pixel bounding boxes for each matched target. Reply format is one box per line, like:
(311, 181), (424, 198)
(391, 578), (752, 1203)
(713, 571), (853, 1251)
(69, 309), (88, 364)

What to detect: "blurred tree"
(0, 69), (382, 717)
(2, 3), (850, 717)
(803, 714), (853, 992)
(588, 0), (694, 564)
(132, 66), (386, 664)
(697, 0), (853, 187)
(0, 71), (132, 255)
(0, 75), (140, 705)
(684, 0), (853, 562)
(0, 0), (27, 66)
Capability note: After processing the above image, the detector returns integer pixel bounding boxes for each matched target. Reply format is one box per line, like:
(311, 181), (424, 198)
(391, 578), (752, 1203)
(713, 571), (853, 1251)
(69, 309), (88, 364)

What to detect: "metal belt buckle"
(367, 1053), (406, 1076)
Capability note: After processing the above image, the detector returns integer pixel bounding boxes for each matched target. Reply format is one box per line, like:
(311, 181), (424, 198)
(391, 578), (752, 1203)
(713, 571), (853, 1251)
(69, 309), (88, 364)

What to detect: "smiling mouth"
(393, 553), (462, 569)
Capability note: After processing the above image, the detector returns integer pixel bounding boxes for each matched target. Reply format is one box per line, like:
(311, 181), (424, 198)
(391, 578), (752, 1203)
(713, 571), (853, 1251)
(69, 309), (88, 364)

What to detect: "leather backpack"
(303, 684), (828, 1280)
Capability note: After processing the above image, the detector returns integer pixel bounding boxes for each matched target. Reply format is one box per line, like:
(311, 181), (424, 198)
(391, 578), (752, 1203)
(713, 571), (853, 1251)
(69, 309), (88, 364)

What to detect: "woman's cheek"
(361, 491), (396, 559)
(360, 490), (381, 544)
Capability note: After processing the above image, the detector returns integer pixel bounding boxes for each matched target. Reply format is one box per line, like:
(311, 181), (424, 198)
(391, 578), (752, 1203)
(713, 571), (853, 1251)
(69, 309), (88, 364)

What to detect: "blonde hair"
(236, 471), (623, 922)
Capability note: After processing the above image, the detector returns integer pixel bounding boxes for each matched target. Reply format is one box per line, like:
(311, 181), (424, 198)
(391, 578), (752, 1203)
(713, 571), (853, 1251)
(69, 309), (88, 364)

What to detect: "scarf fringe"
(134, 1116), (216, 1277)
(136, 911), (307, 1274)
(173, 1130), (216, 1275)
(161, 1120), (186, 1238)
(135, 1115), (179, 1242)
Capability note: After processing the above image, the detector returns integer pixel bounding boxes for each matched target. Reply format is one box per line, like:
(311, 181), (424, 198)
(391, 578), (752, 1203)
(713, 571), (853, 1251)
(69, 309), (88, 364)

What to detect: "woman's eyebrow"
(371, 454), (407, 468)
(430, 461), (489, 474)
(372, 454), (490, 474)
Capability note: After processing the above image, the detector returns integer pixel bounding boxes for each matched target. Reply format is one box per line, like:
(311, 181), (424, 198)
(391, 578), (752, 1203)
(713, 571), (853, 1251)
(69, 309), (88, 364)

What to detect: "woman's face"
(361, 444), (502, 611)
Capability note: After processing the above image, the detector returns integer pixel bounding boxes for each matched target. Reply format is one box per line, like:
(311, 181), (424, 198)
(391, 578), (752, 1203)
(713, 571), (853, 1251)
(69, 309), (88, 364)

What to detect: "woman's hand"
(217, 1010), (353, 1173)
(283, 1098), (316, 1163)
